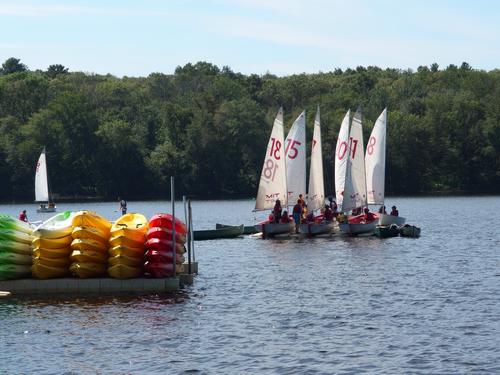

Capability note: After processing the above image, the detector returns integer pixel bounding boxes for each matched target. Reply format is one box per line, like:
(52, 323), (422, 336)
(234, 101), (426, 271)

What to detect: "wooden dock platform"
(0, 262), (197, 296)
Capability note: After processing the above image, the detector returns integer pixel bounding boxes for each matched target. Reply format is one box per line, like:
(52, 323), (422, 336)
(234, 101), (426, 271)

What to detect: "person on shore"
(18, 210), (28, 222)
(273, 199), (282, 223)
(118, 197), (127, 215)
(390, 205), (399, 216)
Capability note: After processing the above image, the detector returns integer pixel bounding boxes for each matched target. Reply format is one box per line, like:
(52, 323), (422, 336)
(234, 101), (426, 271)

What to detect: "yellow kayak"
(70, 262), (106, 278)
(108, 253), (144, 267)
(108, 244), (145, 259)
(70, 249), (107, 264)
(33, 235), (73, 249)
(32, 262), (69, 279)
(107, 264), (143, 279)
(72, 226), (109, 245)
(33, 211), (75, 239)
(34, 256), (70, 268)
(111, 213), (148, 243)
(72, 211), (111, 236)
(33, 246), (72, 259)
(71, 238), (107, 254)
(109, 235), (145, 249)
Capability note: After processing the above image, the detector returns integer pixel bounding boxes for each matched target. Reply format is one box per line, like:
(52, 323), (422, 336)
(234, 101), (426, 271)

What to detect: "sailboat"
(299, 107), (334, 236)
(254, 108), (294, 237)
(337, 110), (377, 235)
(365, 108), (406, 226)
(285, 110), (306, 206)
(35, 147), (57, 213)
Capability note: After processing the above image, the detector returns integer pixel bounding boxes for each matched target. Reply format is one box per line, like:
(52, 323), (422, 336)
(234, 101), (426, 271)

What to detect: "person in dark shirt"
(324, 205), (334, 222)
(390, 205), (399, 216)
(273, 199), (282, 223)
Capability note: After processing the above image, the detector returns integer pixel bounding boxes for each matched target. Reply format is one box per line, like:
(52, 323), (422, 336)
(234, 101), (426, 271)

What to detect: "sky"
(1, 0), (499, 77)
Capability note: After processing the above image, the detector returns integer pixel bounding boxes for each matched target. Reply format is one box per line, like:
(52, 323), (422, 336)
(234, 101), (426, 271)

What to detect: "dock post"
(189, 199), (195, 262)
(184, 195), (192, 275)
(171, 176), (176, 277)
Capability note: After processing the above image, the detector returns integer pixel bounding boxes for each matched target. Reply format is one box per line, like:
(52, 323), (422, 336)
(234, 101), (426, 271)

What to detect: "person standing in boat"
(390, 205), (399, 216)
(273, 199), (282, 223)
(328, 197), (338, 217)
(18, 210), (28, 222)
(292, 199), (302, 233)
(118, 197), (127, 215)
(298, 194), (306, 207)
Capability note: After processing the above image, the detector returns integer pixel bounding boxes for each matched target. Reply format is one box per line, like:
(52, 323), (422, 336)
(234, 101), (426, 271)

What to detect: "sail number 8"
(263, 159), (278, 181)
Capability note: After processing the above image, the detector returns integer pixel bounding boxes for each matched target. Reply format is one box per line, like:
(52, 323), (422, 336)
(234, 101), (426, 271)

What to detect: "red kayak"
(149, 214), (187, 234)
(144, 261), (175, 277)
(146, 227), (186, 243)
(144, 249), (185, 264)
(145, 238), (185, 254)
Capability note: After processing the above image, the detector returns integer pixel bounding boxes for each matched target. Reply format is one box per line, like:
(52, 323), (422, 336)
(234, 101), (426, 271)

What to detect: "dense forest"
(0, 57), (499, 201)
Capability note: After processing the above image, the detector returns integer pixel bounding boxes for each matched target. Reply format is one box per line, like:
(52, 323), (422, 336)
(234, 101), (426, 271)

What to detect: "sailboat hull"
(339, 221), (376, 235)
(37, 207), (57, 213)
(255, 222), (294, 238)
(299, 222), (335, 236)
(378, 214), (405, 226)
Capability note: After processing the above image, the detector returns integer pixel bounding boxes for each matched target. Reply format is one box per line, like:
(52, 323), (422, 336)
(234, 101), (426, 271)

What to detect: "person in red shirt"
(390, 206), (399, 216)
(18, 210), (28, 222)
(280, 210), (290, 223)
(363, 207), (376, 222)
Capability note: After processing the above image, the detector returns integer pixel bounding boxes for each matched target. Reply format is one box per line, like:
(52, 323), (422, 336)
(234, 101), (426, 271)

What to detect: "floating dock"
(0, 262), (197, 296)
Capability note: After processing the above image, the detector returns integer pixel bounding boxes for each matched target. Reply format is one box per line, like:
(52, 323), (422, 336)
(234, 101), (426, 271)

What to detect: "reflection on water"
(1, 196), (500, 373)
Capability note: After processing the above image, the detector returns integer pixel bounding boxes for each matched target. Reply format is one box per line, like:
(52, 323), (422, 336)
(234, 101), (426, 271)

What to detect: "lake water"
(0, 197), (499, 374)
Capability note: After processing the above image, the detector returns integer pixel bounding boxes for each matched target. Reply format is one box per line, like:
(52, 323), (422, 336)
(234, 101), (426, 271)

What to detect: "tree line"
(0, 57), (499, 201)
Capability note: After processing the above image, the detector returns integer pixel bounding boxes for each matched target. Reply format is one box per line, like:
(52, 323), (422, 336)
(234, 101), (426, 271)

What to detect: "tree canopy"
(0, 58), (499, 201)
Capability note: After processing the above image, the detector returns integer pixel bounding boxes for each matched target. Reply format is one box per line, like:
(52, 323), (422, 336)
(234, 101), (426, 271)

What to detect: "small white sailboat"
(254, 108), (294, 237)
(300, 107), (334, 236)
(35, 147), (57, 213)
(365, 108), (406, 226)
(337, 110), (377, 235)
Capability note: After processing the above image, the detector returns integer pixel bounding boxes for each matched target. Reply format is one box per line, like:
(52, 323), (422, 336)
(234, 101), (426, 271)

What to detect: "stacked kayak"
(0, 215), (33, 280)
(145, 214), (187, 277)
(70, 211), (111, 278)
(32, 211), (75, 279)
(108, 213), (148, 279)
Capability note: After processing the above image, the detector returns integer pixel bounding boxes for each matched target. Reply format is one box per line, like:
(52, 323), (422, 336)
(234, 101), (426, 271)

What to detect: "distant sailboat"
(365, 108), (406, 226)
(300, 107), (334, 236)
(254, 108), (294, 237)
(35, 147), (56, 213)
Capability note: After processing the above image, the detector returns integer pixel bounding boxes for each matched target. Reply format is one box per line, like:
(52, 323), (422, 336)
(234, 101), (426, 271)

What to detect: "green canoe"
(194, 224), (244, 241)
(374, 225), (400, 238)
(399, 225), (421, 238)
(216, 223), (258, 235)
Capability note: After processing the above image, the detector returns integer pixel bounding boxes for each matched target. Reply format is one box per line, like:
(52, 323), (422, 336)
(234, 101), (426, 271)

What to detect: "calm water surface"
(0, 197), (499, 374)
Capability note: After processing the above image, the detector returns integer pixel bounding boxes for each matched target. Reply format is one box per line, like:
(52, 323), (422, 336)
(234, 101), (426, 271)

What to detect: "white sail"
(334, 110), (351, 208)
(342, 111), (367, 212)
(285, 110), (306, 205)
(255, 108), (288, 210)
(307, 107), (324, 211)
(365, 108), (387, 205)
(35, 148), (49, 202)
